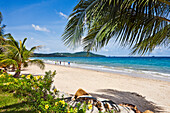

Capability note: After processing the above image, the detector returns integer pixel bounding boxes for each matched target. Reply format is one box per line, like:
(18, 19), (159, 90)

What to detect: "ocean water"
(32, 57), (170, 82)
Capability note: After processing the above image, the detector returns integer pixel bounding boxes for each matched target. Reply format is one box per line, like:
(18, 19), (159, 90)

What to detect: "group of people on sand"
(54, 60), (70, 66)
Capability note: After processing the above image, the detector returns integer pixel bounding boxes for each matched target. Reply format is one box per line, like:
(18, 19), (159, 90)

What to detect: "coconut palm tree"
(0, 12), (8, 71)
(0, 36), (45, 77)
(62, 0), (170, 55)
(0, 12), (3, 36)
(0, 12), (6, 52)
(0, 12), (7, 38)
(0, 12), (10, 53)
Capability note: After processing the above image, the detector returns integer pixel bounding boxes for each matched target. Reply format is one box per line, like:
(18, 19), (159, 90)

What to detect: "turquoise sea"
(32, 57), (170, 82)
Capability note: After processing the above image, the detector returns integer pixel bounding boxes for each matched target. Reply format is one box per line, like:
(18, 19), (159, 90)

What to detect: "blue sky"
(0, 0), (169, 56)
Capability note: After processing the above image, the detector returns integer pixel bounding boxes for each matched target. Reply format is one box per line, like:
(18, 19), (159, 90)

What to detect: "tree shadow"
(20, 74), (43, 76)
(90, 89), (164, 112)
(0, 101), (33, 113)
(0, 110), (32, 113)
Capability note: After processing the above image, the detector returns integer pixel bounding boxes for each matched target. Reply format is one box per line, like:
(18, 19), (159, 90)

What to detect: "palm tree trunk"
(13, 63), (21, 78)
(13, 70), (21, 78)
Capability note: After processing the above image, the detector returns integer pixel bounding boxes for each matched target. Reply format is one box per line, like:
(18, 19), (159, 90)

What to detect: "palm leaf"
(62, 0), (98, 49)
(21, 38), (27, 48)
(0, 12), (2, 25)
(29, 45), (42, 52)
(0, 59), (18, 68)
(28, 59), (45, 70)
(63, 0), (170, 55)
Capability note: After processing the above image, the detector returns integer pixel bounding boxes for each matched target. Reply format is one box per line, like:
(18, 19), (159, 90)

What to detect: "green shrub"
(0, 70), (88, 113)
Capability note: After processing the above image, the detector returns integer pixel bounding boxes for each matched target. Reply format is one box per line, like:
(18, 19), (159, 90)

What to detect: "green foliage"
(0, 12), (6, 37)
(0, 12), (9, 54)
(0, 71), (89, 113)
(0, 36), (45, 77)
(62, 0), (170, 55)
(0, 89), (33, 113)
(0, 14), (44, 73)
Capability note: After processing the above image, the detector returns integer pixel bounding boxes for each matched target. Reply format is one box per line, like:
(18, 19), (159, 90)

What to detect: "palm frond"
(22, 38), (27, 48)
(6, 35), (20, 50)
(0, 12), (7, 37)
(0, 54), (5, 60)
(23, 62), (28, 68)
(63, 0), (170, 55)
(0, 12), (2, 25)
(28, 59), (45, 70)
(62, 0), (98, 49)
(0, 44), (20, 56)
(29, 45), (42, 52)
(131, 24), (170, 54)
(0, 59), (18, 67)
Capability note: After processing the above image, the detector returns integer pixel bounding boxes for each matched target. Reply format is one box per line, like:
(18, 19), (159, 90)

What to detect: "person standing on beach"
(60, 61), (61, 65)
(55, 61), (57, 65)
(68, 62), (70, 66)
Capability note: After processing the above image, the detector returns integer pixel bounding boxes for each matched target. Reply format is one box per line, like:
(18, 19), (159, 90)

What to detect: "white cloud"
(152, 47), (163, 53)
(32, 24), (50, 32)
(40, 47), (51, 53)
(59, 12), (68, 19)
(73, 47), (83, 52)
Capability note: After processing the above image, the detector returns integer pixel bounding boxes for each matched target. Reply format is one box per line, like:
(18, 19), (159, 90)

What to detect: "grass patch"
(0, 88), (33, 113)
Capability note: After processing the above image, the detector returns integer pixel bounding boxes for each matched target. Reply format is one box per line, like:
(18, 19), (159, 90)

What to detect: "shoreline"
(21, 63), (170, 112)
(42, 59), (170, 82)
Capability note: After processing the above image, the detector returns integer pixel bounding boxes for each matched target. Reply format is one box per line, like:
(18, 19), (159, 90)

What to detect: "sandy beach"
(21, 63), (170, 113)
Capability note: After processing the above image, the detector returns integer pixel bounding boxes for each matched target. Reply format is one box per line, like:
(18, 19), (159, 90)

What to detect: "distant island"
(32, 52), (106, 57)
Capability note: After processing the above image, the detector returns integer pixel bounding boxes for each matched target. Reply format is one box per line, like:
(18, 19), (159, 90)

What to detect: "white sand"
(22, 63), (170, 112)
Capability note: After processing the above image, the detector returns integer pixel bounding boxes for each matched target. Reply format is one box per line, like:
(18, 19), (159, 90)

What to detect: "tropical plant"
(0, 12), (4, 36)
(62, 0), (170, 55)
(0, 36), (45, 77)
(0, 12), (11, 55)
(0, 12), (6, 53)
(0, 12), (9, 70)
(0, 71), (89, 113)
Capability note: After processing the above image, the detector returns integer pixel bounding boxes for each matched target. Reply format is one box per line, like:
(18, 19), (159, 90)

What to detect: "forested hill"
(33, 52), (105, 57)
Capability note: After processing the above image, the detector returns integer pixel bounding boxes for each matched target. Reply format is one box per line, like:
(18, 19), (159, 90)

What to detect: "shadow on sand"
(20, 74), (43, 76)
(90, 89), (164, 112)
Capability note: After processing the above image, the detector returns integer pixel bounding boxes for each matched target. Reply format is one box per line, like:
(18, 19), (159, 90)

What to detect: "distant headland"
(32, 52), (106, 57)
